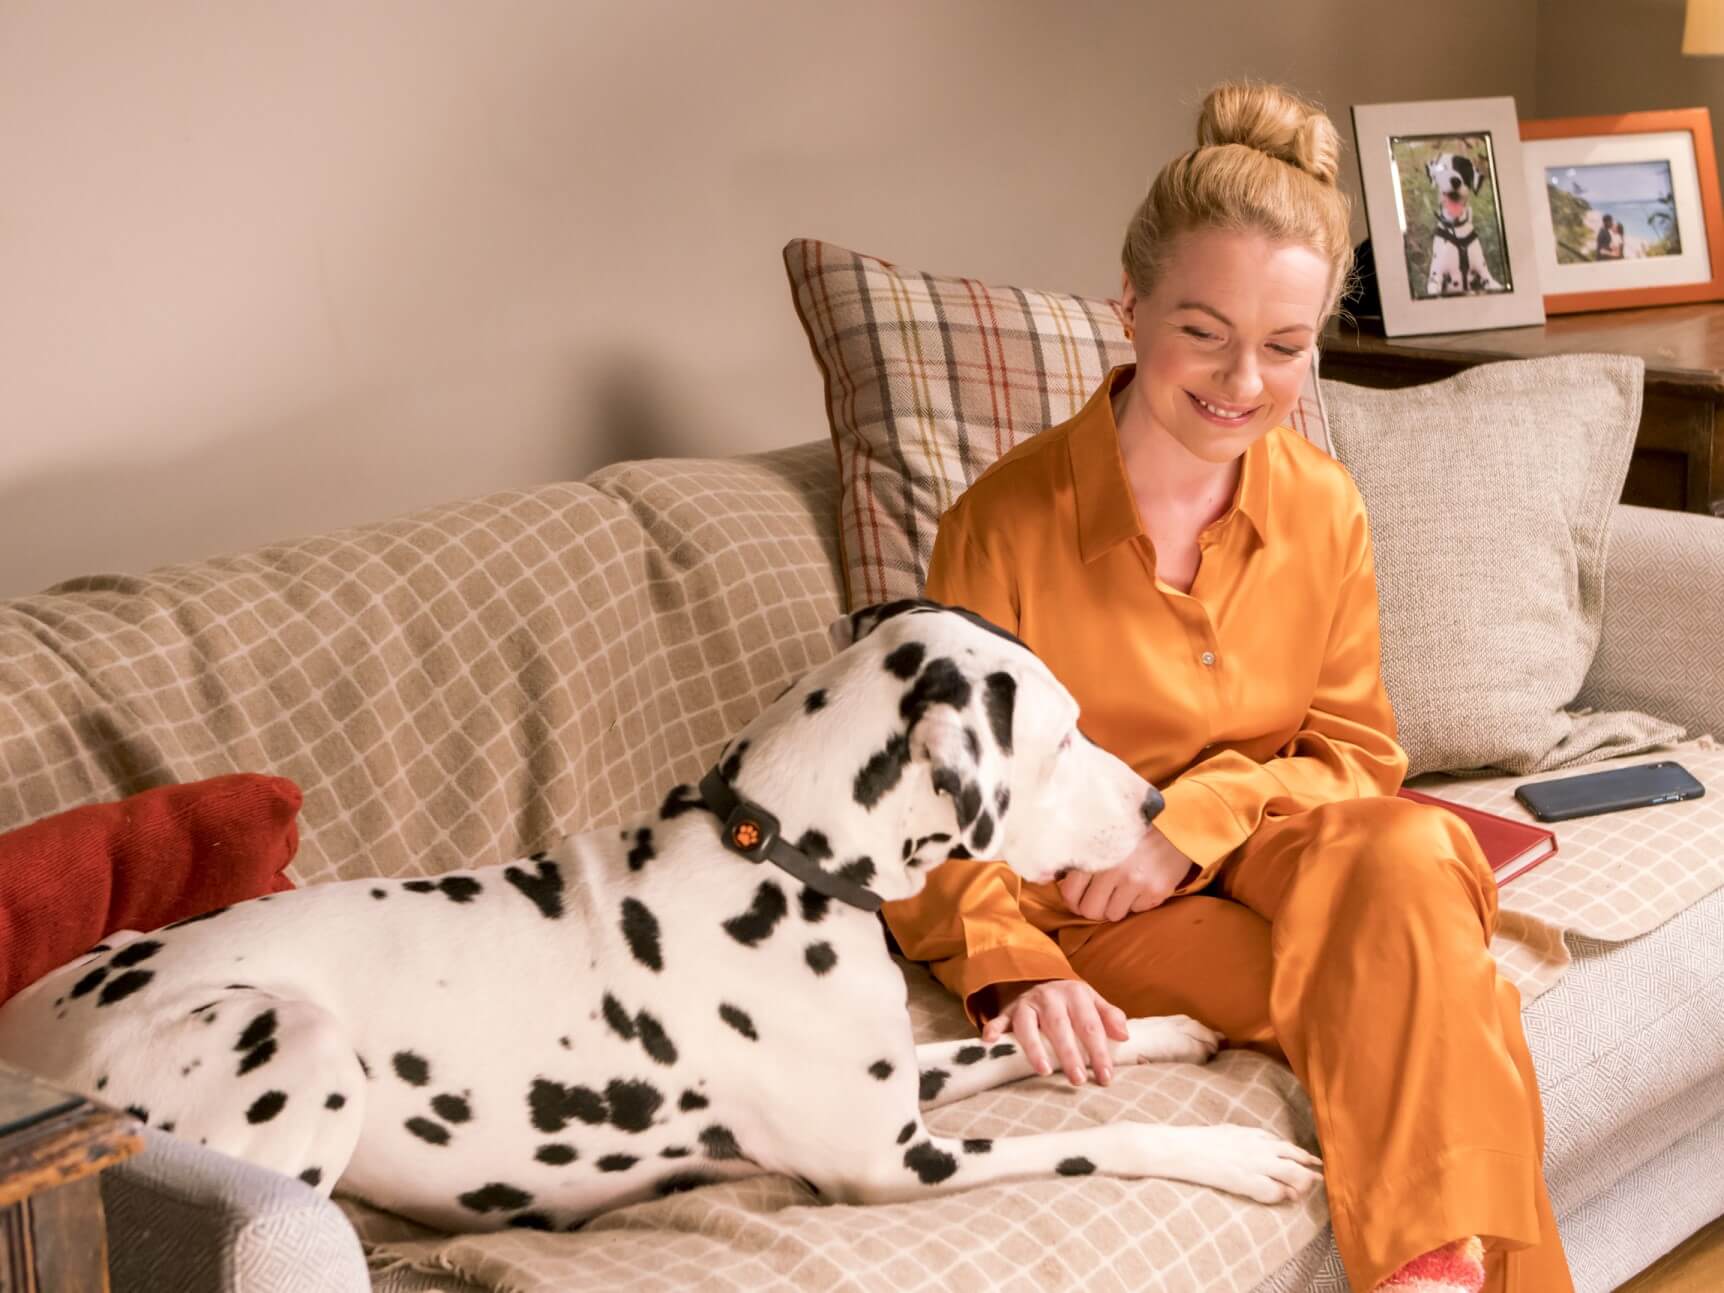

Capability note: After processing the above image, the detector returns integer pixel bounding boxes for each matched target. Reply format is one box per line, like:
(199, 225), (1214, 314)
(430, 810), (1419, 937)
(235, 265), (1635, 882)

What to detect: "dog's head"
(723, 599), (1161, 905)
(1425, 152), (1488, 222)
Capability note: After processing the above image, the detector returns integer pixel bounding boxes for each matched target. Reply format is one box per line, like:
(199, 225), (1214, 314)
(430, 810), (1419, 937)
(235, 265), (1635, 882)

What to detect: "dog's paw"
(1113, 1015), (1224, 1066)
(1161, 1123), (1324, 1205)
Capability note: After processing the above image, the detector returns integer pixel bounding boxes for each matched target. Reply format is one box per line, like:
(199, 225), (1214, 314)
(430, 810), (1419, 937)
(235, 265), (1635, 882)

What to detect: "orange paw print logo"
(731, 820), (762, 850)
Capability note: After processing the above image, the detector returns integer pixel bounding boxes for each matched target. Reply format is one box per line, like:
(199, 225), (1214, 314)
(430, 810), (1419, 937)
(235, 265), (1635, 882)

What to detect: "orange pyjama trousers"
(1060, 796), (1575, 1292)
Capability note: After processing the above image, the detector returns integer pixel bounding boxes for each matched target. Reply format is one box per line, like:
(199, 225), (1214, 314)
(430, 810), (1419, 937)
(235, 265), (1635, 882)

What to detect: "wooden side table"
(1322, 302), (1724, 517)
(0, 1062), (142, 1293)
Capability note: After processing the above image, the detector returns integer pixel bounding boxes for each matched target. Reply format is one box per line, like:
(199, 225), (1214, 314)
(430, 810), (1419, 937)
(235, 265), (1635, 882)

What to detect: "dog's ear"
(908, 707), (1003, 855)
(834, 599), (946, 652)
(827, 612), (859, 655)
(1469, 156), (1490, 194)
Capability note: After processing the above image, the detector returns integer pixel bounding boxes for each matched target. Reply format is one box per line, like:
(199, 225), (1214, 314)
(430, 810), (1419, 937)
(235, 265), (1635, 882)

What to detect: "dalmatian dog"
(1424, 151), (1504, 295)
(0, 600), (1322, 1234)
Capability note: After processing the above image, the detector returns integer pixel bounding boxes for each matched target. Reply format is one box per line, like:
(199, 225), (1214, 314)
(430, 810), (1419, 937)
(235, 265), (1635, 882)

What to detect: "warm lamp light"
(1684, 0), (1724, 54)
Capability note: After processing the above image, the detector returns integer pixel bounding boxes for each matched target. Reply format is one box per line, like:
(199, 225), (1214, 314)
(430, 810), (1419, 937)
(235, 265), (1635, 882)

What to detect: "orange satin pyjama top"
(879, 364), (1410, 1023)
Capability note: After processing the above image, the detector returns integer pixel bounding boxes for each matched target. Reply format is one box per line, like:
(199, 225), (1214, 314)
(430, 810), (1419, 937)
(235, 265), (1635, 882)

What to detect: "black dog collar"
(697, 769), (884, 913)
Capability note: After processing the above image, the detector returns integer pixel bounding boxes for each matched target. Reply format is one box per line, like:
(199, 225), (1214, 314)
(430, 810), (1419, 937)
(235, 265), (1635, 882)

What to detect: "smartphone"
(1513, 760), (1706, 823)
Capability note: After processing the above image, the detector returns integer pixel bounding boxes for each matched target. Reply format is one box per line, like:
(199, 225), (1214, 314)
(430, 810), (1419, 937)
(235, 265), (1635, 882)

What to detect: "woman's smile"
(1185, 389), (1259, 425)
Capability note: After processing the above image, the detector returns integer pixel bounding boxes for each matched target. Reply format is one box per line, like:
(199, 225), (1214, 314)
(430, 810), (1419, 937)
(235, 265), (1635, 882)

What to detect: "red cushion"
(0, 773), (302, 1004)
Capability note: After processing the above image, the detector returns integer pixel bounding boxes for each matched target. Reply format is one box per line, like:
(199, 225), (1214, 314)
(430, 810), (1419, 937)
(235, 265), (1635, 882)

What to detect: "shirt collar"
(1070, 363), (1271, 564)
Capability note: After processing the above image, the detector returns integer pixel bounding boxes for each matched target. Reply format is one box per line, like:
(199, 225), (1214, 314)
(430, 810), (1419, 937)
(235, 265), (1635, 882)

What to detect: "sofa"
(3, 393), (1724, 1290)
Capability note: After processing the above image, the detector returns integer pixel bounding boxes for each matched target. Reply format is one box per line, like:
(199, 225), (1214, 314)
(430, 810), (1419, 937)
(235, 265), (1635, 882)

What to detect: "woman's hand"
(1057, 828), (1197, 922)
(980, 979), (1131, 1086)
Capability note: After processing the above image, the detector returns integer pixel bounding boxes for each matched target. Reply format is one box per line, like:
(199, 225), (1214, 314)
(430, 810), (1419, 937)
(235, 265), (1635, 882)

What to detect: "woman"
(879, 82), (1574, 1293)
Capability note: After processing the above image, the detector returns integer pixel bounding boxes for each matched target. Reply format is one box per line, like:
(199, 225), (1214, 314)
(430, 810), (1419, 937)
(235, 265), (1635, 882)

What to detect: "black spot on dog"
(111, 940), (163, 968)
(971, 810), (994, 852)
(659, 784), (715, 820)
(853, 732), (910, 807)
(459, 1183), (533, 1213)
(596, 1154), (638, 1172)
(627, 827), (656, 871)
(406, 1117), (450, 1145)
(988, 1043), (1016, 1059)
(722, 881), (787, 947)
(70, 967), (108, 999)
(620, 898), (663, 971)
(796, 830), (833, 863)
(837, 857), (875, 886)
(964, 727), (981, 763)
(358, 1054), (372, 1079)
(901, 657), (972, 725)
(504, 859), (565, 920)
(159, 1120), (175, 1132)
(436, 877), (482, 903)
(299, 1167), (323, 1187)
(86, 942), (111, 955)
(803, 689), (827, 714)
(404, 880), (435, 893)
(529, 1079), (607, 1132)
(956, 782), (983, 828)
(393, 1051), (431, 1087)
(869, 1060), (894, 1080)
(126, 1104), (150, 1123)
(700, 1125), (744, 1161)
(246, 1091), (287, 1124)
(634, 1012), (677, 1066)
(1056, 1157), (1095, 1176)
(963, 1138), (993, 1154)
(799, 887), (831, 923)
(919, 1070), (949, 1101)
(96, 1075), (108, 1090)
(97, 969), (153, 1006)
(656, 1171), (717, 1196)
(371, 888), (387, 899)
(996, 785), (1011, 816)
(604, 1079), (664, 1133)
(536, 1143), (576, 1165)
(946, 843), (973, 861)
(325, 1093), (346, 1110)
(237, 1039), (277, 1076)
(602, 993), (636, 1040)
(679, 1089), (708, 1111)
(508, 1212), (553, 1230)
(237, 1010), (278, 1051)
(661, 1145), (692, 1158)
(884, 641), (926, 679)
(954, 1045), (986, 1065)
(718, 1004), (758, 1041)
(432, 1094), (472, 1124)
(897, 1121), (916, 1145)
(982, 672), (1016, 754)
(719, 739), (750, 783)
(805, 942), (836, 975)
(904, 1141), (958, 1184)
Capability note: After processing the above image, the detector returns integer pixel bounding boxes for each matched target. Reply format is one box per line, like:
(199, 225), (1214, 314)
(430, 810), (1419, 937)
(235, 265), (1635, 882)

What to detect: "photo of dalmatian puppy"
(1423, 150), (1507, 296)
(0, 599), (1322, 1234)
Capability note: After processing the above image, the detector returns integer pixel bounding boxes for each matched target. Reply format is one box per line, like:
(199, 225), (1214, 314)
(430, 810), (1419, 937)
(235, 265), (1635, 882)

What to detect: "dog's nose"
(1141, 787), (1164, 825)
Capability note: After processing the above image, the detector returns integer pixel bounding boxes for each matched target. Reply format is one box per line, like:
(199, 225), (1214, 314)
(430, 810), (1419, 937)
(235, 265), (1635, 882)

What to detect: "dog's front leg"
(814, 1119), (1322, 1207)
(913, 1014), (1223, 1109)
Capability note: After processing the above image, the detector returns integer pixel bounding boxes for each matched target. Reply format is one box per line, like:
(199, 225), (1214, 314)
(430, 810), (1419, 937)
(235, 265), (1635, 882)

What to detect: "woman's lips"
(1186, 390), (1257, 424)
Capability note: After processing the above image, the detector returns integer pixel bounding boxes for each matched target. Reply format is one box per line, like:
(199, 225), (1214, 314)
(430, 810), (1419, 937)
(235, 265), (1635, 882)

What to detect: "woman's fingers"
(1038, 1001), (1089, 1085)
(1057, 870), (1089, 910)
(1071, 1002), (1114, 1084)
(1012, 1005), (1053, 1077)
(1076, 872), (1116, 921)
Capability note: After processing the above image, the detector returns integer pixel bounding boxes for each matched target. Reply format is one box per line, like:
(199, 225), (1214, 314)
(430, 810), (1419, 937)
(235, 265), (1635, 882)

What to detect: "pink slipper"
(1374, 1235), (1486, 1292)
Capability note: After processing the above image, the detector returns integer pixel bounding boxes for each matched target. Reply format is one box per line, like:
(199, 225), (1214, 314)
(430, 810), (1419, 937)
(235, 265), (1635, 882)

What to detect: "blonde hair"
(1122, 80), (1355, 325)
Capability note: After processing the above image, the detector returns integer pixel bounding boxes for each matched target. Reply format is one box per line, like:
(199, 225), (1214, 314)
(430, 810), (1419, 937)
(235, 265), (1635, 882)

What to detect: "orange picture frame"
(1519, 107), (1724, 314)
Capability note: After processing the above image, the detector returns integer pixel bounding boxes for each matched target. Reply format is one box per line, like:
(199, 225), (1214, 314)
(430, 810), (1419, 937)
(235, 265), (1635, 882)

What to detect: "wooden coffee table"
(0, 1061), (142, 1292)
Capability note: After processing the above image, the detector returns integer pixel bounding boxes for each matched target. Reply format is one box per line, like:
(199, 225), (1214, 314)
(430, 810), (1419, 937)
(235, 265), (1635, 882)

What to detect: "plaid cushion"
(783, 237), (1333, 612)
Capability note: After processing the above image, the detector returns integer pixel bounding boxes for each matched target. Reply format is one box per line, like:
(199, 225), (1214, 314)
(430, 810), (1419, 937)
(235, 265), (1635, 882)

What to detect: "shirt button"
(1200, 651), (1216, 666)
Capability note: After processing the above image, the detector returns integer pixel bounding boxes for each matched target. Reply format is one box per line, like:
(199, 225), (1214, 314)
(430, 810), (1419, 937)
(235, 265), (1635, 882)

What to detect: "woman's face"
(1120, 228), (1330, 466)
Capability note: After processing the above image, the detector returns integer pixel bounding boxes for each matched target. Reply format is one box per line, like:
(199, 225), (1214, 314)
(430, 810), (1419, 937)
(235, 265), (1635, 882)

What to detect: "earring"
(1123, 319), (1135, 341)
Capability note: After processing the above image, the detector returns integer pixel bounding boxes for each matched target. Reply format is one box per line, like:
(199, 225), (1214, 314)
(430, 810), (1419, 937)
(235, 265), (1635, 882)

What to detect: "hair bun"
(1196, 81), (1341, 186)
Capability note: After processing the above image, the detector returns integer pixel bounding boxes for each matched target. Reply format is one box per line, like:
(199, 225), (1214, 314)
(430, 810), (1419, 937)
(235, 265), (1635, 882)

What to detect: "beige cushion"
(1323, 354), (1686, 776)
(782, 236), (1333, 610)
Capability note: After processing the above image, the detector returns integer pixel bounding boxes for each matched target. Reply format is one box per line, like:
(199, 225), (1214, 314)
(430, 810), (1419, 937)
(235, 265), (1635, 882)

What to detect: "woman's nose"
(1216, 349), (1263, 402)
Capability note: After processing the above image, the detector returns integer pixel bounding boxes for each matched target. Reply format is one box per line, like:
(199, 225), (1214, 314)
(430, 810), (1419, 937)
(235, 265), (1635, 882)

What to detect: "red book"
(1395, 787), (1557, 885)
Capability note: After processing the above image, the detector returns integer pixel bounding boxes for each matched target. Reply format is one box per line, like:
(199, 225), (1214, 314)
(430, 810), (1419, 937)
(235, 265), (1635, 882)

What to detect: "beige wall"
(0, 0), (1541, 597)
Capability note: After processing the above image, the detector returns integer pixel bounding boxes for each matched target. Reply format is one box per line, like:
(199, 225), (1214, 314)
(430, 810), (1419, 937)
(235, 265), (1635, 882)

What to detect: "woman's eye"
(1270, 344), (1306, 357)
(1181, 326), (1217, 341)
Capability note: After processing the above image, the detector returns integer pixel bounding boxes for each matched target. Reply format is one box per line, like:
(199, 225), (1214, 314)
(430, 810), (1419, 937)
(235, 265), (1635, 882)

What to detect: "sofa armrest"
(1577, 504), (1724, 740)
(102, 1128), (369, 1293)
